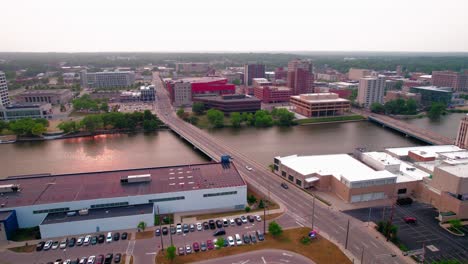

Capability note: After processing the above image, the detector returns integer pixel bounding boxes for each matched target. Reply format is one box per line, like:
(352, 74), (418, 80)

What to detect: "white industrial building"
(0, 162), (247, 239)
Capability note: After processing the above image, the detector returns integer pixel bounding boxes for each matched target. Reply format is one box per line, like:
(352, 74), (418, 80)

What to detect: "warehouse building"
(0, 162), (246, 240)
(15, 89), (73, 105)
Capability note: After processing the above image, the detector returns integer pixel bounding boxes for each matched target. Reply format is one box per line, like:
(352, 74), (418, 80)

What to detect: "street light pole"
(312, 195), (315, 230)
(263, 196), (266, 234)
(158, 205), (164, 251)
(345, 219), (350, 250)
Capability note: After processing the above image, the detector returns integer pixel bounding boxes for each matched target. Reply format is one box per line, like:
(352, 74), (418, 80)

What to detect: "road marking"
(337, 225), (346, 231)
(295, 221), (304, 227)
(280, 259), (290, 263)
(145, 252), (157, 255)
(369, 240), (378, 248)
(262, 256), (267, 264)
(362, 242), (369, 248)
(126, 240), (136, 255)
(282, 252), (293, 257)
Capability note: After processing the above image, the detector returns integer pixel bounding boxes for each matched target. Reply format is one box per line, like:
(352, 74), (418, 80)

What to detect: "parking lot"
(344, 202), (468, 263)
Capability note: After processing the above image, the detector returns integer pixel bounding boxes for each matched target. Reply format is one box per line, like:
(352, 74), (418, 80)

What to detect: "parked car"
(183, 224), (189, 233)
(106, 232), (112, 243)
(256, 230), (265, 241)
(185, 245), (192, 254)
(250, 233), (257, 243)
(68, 237), (76, 247)
(222, 237), (229, 247)
(200, 242), (207, 251)
(189, 224), (195, 232)
(36, 241), (45, 251)
(51, 241), (60, 250)
(78, 257), (87, 264)
(213, 229), (226, 236)
(203, 222), (210, 230)
(83, 235), (91, 246)
(227, 236), (235, 246)
(114, 253), (121, 263)
(207, 240), (214, 250)
(216, 220), (223, 228)
(223, 218), (229, 227)
(112, 254), (121, 264)
(162, 227), (168, 235)
(176, 224), (182, 234)
(178, 246), (185, 255)
(104, 253), (113, 264)
(403, 216), (417, 224)
(121, 232), (128, 240)
(229, 218), (235, 226)
(98, 234), (105, 244)
(196, 222), (203, 231)
(255, 215), (262, 222)
(235, 218), (242, 226)
(235, 234), (243, 245)
(281, 182), (289, 189)
(113, 232), (120, 241)
(240, 216), (248, 224)
(213, 238), (219, 249)
(96, 255), (104, 264)
(245, 166), (253, 171)
(247, 215), (255, 223)
(170, 226), (176, 234)
(209, 220), (216, 229)
(76, 237), (84, 246)
(243, 234), (251, 244)
(44, 240), (53, 250)
(193, 242), (200, 252)
(91, 236), (97, 245)
(155, 229), (161, 236)
(59, 238), (68, 249)
(87, 256), (95, 264)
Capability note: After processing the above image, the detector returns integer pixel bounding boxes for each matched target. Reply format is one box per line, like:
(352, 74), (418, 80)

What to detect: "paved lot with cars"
(344, 202), (468, 263)
(191, 249), (315, 264)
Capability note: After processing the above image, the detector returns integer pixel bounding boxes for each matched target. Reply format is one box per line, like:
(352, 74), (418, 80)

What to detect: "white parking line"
(145, 252), (157, 255)
(126, 240), (135, 255)
(295, 221), (304, 227)
(262, 256), (267, 264)
(280, 259), (290, 263)
(282, 252), (293, 257)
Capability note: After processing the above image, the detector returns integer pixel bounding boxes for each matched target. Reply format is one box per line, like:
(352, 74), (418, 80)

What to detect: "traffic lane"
(1, 239), (129, 264)
(192, 249), (315, 264)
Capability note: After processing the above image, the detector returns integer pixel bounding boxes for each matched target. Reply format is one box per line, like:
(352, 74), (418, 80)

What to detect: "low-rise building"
(348, 68), (372, 81)
(15, 89), (73, 105)
(253, 86), (292, 103)
(384, 90), (422, 104)
(0, 161), (246, 240)
(193, 94), (261, 113)
(81, 71), (135, 89)
(0, 103), (53, 121)
(290, 93), (350, 117)
(252, 78), (272, 87)
(409, 86), (452, 107)
(176, 62), (210, 73)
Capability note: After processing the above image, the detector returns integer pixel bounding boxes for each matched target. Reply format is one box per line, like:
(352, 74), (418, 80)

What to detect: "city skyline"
(1, 0), (468, 52)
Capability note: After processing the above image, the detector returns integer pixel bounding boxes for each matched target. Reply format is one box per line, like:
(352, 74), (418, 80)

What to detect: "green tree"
(394, 80), (403, 90)
(371, 102), (385, 113)
(192, 102), (205, 115)
(215, 237), (225, 249)
(268, 221), (283, 237)
(31, 123), (46, 136)
(232, 79), (241, 85)
(405, 98), (418, 115)
(0, 120), (8, 131)
(206, 109), (224, 128)
(188, 115), (199, 125)
(272, 108), (295, 126)
(176, 108), (185, 119)
(254, 110), (273, 127)
(143, 120), (158, 131)
(349, 89), (358, 102)
(166, 245), (176, 261)
(100, 102), (109, 112)
(448, 219), (462, 230)
(58, 121), (79, 133)
(247, 194), (257, 205)
(427, 102), (446, 120)
(230, 112), (242, 128)
(137, 221), (147, 231)
(258, 199), (265, 209)
(245, 206), (251, 212)
(80, 115), (103, 132)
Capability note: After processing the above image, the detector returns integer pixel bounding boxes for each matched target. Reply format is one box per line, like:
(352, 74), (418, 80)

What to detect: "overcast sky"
(1, 0), (467, 52)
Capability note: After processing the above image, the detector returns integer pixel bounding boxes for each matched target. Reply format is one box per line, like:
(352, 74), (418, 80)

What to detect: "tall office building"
(432, 71), (468, 92)
(0, 71), (11, 107)
(456, 114), (468, 149)
(348, 68), (372, 81)
(287, 59), (314, 95)
(244, 64), (265, 86)
(357, 76), (385, 108)
(81, 71), (135, 88)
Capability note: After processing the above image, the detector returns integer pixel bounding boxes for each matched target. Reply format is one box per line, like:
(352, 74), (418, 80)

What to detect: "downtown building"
(456, 114), (468, 149)
(357, 76), (385, 108)
(432, 70), (468, 92)
(290, 93), (351, 117)
(244, 64), (266, 86)
(176, 62), (210, 73)
(254, 86), (292, 103)
(15, 89), (73, 105)
(287, 59), (314, 95)
(348, 68), (372, 81)
(193, 94), (261, 113)
(0, 71), (11, 107)
(81, 71), (135, 89)
(0, 162), (247, 240)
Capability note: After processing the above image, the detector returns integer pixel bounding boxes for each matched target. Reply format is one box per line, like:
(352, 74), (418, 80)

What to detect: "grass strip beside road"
(155, 227), (351, 264)
(8, 244), (36, 253)
(135, 230), (153, 240)
(297, 114), (365, 125)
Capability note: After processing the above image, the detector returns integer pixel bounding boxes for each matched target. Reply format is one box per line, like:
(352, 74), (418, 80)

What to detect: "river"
(399, 112), (466, 139)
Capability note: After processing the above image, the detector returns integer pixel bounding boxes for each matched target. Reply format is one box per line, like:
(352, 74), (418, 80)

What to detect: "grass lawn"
(8, 244), (36, 253)
(297, 114), (365, 125)
(155, 227), (351, 264)
(135, 230), (153, 240)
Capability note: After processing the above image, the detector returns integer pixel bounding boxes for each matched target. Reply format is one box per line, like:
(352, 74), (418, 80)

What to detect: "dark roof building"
(193, 94), (261, 113)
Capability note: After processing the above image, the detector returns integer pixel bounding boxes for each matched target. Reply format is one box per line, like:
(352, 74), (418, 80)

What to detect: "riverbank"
(296, 114), (365, 125)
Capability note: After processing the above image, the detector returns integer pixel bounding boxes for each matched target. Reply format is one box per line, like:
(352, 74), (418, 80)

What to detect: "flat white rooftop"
(386, 145), (462, 158)
(363, 151), (401, 166)
(437, 164), (468, 178)
(277, 154), (396, 183)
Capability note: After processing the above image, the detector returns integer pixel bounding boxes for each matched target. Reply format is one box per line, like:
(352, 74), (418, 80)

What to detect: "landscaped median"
(155, 227), (352, 264)
(296, 114), (365, 125)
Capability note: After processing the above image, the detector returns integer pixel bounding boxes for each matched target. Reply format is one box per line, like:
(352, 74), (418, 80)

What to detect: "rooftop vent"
(0, 184), (20, 193)
(120, 174), (151, 184)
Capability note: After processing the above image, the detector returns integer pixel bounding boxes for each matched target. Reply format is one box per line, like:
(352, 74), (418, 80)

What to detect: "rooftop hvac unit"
(120, 174), (151, 184)
(0, 184), (20, 193)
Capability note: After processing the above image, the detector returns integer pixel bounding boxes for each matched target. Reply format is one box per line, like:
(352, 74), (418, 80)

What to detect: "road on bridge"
(152, 74), (408, 264)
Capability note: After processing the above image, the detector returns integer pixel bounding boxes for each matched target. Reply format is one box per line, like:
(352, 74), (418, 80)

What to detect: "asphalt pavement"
(191, 249), (315, 264)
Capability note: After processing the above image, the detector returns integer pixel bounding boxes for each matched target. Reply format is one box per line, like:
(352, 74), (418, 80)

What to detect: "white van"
(235, 233), (243, 245)
(106, 232), (112, 243)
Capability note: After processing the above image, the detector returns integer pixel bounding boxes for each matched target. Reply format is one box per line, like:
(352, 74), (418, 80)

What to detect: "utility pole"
(345, 219), (350, 249)
(158, 205), (164, 251)
(169, 223), (173, 246)
(312, 195), (315, 230)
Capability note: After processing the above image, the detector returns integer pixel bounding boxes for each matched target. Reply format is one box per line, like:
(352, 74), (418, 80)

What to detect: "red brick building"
(287, 59), (314, 95)
(254, 86), (292, 103)
(432, 71), (468, 92)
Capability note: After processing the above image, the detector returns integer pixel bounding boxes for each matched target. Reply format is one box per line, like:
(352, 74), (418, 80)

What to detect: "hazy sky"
(1, 0), (467, 52)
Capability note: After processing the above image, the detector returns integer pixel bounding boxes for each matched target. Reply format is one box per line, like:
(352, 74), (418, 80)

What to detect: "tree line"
(370, 98), (418, 115)
(58, 110), (163, 133)
(0, 118), (48, 137)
